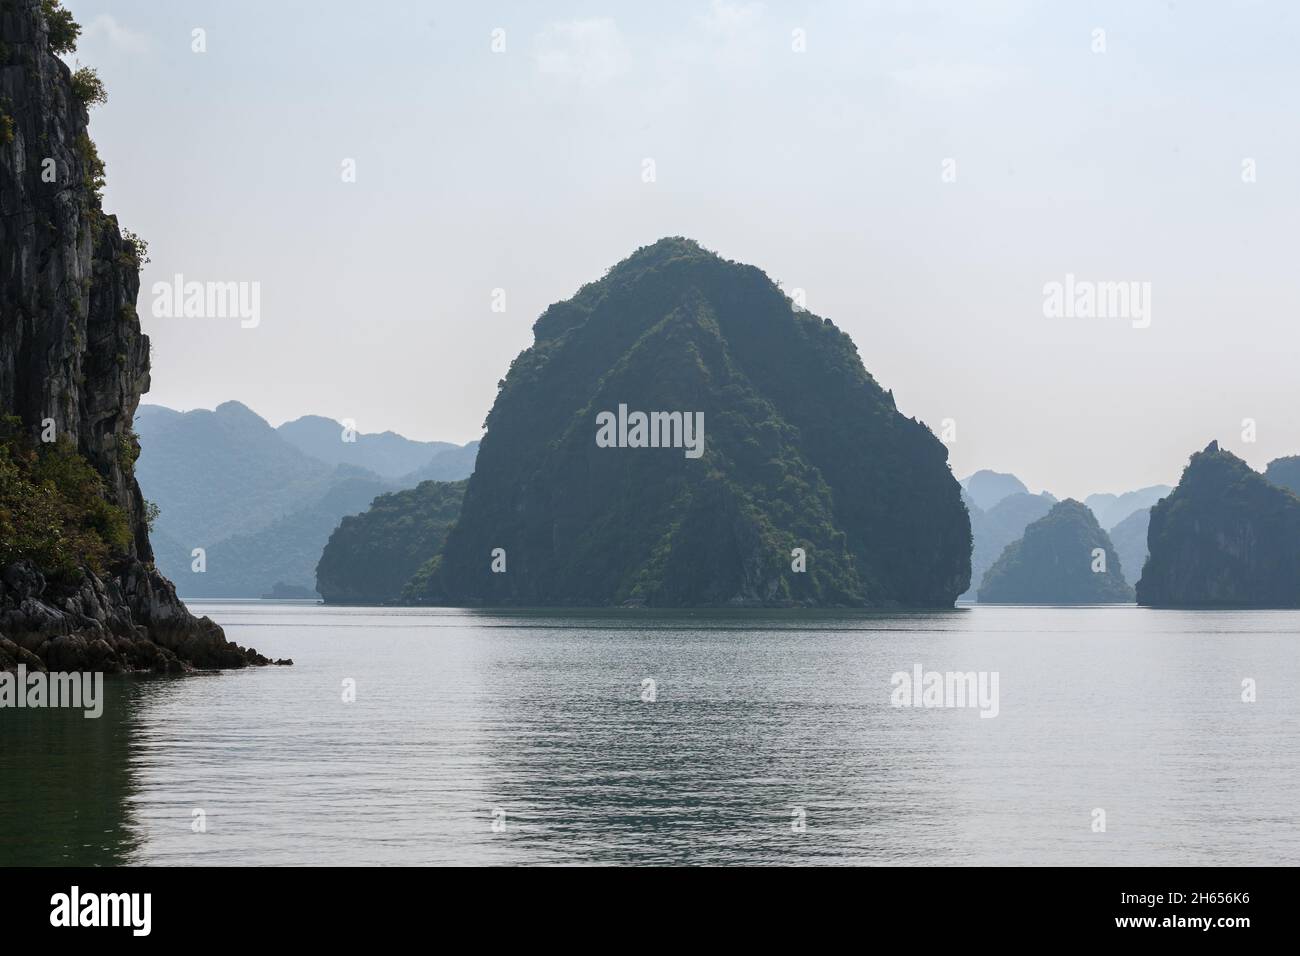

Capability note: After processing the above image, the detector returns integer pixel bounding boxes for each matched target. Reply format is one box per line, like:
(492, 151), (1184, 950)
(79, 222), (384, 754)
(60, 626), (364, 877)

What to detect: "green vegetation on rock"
(0, 421), (131, 580)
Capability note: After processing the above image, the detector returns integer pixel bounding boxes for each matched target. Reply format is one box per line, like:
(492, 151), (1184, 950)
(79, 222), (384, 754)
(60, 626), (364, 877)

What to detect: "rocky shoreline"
(0, 559), (289, 673)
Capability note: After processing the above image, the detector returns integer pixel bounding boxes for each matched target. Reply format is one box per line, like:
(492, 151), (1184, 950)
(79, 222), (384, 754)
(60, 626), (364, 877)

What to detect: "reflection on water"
(0, 677), (166, 866)
(2, 604), (1299, 865)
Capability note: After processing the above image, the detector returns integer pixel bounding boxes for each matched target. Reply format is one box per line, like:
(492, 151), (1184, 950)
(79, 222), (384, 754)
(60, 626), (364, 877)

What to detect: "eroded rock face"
(0, 1), (280, 671)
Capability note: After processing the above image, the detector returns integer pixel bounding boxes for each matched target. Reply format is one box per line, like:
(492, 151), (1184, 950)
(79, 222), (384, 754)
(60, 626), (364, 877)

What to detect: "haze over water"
(3, 603), (1297, 866)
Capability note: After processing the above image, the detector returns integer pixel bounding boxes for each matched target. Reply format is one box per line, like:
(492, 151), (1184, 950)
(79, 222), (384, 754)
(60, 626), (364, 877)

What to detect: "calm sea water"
(2, 603), (1298, 866)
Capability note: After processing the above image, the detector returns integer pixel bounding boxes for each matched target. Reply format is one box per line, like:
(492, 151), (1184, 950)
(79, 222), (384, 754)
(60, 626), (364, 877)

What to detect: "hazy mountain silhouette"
(962, 491), (1056, 602)
(961, 470), (1029, 512)
(1107, 507), (1151, 588)
(135, 402), (476, 596)
(277, 415), (464, 480)
(1084, 485), (1171, 531)
(978, 499), (1134, 604)
(1263, 456), (1300, 498)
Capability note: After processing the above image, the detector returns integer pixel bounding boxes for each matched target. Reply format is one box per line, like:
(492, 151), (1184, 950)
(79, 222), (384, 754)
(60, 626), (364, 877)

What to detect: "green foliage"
(143, 498), (160, 531)
(70, 65), (106, 107)
(0, 112), (13, 144)
(40, 0), (81, 55)
(977, 499), (1133, 604)
(0, 425), (131, 579)
(316, 480), (467, 604)
(121, 229), (150, 266)
(116, 429), (141, 472)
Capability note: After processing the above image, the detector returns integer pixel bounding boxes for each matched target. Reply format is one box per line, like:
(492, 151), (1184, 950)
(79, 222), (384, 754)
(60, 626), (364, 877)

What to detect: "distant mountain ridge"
(135, 402), (477, 597)
(1084, 485), (1172, 531)
(961, 470), (1029, 512)
(276, 414), (467, 480)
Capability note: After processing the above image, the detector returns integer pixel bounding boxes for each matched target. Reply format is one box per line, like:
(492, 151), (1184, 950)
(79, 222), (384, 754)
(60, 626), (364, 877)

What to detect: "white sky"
(72, 0), (1300, 500)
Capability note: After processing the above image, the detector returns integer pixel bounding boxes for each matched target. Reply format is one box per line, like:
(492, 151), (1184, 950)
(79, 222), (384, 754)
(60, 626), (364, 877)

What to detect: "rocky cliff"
(422, 237), (971, 607)
(0, 0), (278, 671)
(1137, 441), (1300, 607)
(977, 499), (1134, 604)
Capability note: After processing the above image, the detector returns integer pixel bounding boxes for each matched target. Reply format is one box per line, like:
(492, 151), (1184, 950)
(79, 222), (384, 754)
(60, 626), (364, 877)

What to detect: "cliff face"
(423, 237), (971, 608)
(977, 499), (1134, 604)
(1138, 441), (1300, 607)
(0, 0), (277, 671)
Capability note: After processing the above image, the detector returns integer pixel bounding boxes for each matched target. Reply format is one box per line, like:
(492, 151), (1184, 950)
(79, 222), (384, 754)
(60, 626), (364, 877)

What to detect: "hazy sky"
(70, 0), (1300, 500)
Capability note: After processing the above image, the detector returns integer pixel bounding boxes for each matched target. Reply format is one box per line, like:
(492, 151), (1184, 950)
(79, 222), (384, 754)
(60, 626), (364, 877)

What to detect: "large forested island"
(396, 238), (972, 607)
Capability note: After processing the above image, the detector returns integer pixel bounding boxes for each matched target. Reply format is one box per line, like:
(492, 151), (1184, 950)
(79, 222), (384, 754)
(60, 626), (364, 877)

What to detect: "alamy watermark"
(0, 665), (102, 718)
(50, 886), (150, 936)
(151, 274), (260, 328)
(890, 663), (999, 718)
(1042, 274), (1151, 329)
(595, 404), (704, 459)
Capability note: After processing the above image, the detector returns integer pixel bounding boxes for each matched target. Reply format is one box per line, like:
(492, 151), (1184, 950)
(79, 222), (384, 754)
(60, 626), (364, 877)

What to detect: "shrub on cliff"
(70, 66), (106, 107)
(40, 0), (80, 55)
(0, 423), (131, 580)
